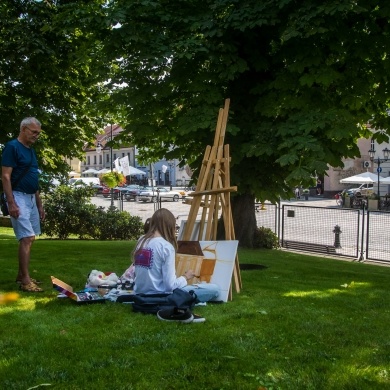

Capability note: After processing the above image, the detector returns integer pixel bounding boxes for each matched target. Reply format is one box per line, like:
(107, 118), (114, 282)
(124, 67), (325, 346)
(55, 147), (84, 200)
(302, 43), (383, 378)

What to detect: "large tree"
(103, 0), (390, 246)
(0, 0), (110, 174)
(2, 1), (390, 247)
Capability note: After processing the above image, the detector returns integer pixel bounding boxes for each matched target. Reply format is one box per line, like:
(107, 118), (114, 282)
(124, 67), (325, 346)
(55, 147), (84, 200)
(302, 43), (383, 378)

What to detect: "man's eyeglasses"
(24, 126), (42, 137)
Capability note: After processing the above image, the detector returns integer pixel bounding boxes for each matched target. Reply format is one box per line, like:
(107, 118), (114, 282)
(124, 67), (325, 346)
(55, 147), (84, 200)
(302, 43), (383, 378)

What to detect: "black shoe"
(157, 308), (194, 323)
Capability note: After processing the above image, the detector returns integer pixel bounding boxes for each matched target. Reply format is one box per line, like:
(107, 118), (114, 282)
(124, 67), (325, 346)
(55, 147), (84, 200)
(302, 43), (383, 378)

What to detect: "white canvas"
(198, 240), (239, 302)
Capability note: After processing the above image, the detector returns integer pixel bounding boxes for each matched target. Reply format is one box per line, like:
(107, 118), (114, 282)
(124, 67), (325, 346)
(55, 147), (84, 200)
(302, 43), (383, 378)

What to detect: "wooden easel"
(182, 99), (242, 297)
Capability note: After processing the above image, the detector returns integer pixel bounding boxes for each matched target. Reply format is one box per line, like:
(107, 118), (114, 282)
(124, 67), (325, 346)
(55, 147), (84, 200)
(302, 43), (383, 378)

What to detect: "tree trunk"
(231, 193), (257, 248)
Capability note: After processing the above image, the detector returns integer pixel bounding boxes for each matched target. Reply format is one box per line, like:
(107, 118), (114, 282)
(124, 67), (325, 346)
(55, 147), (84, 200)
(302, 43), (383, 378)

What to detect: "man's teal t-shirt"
(1, 139), (39, 194)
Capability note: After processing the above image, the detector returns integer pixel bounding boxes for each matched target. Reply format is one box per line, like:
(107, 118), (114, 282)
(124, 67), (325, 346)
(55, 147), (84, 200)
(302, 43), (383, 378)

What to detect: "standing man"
(1, 117), (45, 292)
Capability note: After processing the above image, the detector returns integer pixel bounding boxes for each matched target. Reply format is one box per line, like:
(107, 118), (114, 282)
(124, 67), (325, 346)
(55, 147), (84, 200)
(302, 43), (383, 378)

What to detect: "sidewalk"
(281, 195), (337, 208)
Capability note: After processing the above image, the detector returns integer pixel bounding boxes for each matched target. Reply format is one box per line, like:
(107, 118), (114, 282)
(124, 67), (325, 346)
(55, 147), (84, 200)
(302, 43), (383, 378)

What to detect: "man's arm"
(1, 166), (20, 217)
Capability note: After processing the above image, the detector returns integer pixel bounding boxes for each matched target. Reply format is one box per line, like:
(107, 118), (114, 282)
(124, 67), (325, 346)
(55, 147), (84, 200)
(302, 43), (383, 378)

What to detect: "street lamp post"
(96, 125), (115, 208)
(167, 160), (175, 190)
(368, 147), (390, 202)
(109, 124), (114, 208)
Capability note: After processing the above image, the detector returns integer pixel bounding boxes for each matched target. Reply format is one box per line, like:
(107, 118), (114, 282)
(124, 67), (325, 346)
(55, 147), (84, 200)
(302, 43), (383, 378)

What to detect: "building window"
(87, 156), (90, 165)
(106, 154), (109, 163)
(114, 153), (117, 160)
(94, 156), (97, 164)
(99, 155), (102, 164)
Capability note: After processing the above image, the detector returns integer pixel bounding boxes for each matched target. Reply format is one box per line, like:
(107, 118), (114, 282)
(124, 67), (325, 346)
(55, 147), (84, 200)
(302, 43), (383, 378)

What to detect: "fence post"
(333, 225), (342, 248)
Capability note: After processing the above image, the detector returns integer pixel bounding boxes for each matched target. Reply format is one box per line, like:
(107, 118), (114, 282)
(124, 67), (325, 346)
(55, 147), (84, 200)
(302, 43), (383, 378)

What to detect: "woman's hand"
(183, 270), (195, 281)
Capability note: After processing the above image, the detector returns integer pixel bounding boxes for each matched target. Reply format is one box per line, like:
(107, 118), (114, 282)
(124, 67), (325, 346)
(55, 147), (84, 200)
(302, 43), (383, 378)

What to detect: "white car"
(346, 183), (374, 197)
(138, 187), (185, 202)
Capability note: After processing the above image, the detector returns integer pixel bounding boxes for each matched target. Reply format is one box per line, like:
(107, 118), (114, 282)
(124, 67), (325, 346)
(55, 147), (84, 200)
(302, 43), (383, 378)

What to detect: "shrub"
(253, 226), (280, 249)
(42, 185), (143, 240)
(90, 207), (144, 240)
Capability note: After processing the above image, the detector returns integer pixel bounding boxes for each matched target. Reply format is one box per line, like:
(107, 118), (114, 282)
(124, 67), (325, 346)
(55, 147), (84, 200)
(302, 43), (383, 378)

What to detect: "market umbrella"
(83, 168), (100, 174)
(97, 168), (110, 174)
(129, 166), (146, 175)
(340, 171), (384, 184)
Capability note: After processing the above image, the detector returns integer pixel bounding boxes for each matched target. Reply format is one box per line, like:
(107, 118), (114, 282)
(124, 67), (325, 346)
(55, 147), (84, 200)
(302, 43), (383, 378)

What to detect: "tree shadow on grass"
(239, 263), (268, 270)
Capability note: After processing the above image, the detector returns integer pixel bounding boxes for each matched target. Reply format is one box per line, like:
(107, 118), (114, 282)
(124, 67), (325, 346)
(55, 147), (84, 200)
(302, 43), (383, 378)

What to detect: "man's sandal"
(19, 282), (43, 292)
(16, 278), (42, 285)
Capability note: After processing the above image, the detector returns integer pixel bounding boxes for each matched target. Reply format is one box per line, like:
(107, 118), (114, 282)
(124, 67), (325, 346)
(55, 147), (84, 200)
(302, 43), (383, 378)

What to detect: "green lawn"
(1, 227), (389, 390)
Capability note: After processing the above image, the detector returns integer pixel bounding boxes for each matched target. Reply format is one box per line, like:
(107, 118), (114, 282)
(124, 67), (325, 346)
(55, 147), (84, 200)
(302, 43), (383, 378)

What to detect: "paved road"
(91, 193), (199, 226)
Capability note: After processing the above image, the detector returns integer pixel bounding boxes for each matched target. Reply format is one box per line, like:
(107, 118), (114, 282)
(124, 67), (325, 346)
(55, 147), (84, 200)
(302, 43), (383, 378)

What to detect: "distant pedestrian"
(294, 187), (300, 199)
(316, 179), (322, 195)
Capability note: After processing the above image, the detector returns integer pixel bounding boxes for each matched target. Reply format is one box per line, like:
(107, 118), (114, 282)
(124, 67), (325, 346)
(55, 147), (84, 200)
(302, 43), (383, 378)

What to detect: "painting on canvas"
(197, 240), (238, 302)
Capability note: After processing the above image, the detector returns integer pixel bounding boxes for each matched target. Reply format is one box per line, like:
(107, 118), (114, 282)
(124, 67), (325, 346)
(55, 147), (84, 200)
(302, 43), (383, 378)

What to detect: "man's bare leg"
(16, 236), (35, 284)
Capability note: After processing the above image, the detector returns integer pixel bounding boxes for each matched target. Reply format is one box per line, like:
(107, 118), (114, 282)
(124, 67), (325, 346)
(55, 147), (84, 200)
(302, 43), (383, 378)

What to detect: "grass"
(0, 226), (389, 389)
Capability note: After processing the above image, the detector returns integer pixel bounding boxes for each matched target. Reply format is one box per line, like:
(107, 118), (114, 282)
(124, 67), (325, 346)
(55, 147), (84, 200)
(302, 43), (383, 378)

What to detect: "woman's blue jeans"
(181, 283), (220, 302)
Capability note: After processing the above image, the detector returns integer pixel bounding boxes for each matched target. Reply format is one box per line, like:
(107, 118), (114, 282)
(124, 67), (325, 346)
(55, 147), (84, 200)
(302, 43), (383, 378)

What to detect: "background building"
(325, 138), (390, 197)
(82, 125), (193, 187)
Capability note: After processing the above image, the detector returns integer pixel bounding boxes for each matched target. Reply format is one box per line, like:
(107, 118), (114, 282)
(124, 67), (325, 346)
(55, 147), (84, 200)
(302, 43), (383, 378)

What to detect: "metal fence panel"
(254, 202), (278, 234)
(366, 210), (390, 263)
(94, 196), (390, 262)
(280, 205), (360, 258)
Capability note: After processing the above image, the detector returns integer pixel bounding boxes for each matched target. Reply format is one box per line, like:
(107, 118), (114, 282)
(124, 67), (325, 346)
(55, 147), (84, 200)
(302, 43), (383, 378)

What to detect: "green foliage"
(92, 206), (144, 240)
(103, 0), (390, 202)
(42, 185), (96, 239)
(1, 241), (390, 389)
(3, 0), (390, 245)
(100, 171), (125, 188)
(41, 185), (143, 240)
(253, 226), (280, 249)
(0, 0), (110, 175)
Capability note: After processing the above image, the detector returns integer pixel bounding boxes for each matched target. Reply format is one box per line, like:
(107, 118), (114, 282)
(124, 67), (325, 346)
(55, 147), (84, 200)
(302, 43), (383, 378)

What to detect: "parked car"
(71, 177), (104, 196)
(138, 187), (185, 202)
(346, 183), (374, 197)
(92, 183), (105, 195)
(124, 186), (153, 201)
(102, 184), (140, 200)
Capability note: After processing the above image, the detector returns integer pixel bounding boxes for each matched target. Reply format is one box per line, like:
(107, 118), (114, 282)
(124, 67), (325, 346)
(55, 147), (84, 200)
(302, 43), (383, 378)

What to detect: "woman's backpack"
(129, 288), (197, 314)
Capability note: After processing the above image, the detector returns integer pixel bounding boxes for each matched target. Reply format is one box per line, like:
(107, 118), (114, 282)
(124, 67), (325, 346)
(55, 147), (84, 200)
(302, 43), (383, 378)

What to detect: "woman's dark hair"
(143, 218), (151, 234)
(137, 208), (177, 250)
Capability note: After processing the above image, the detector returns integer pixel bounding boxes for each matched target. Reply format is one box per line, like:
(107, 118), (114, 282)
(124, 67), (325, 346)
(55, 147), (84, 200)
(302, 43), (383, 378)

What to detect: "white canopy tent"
(82, 168), (100, 174)
(129, 166), (146, 175)
(379, 176), (390, 183)
(340, 171), (384, 184)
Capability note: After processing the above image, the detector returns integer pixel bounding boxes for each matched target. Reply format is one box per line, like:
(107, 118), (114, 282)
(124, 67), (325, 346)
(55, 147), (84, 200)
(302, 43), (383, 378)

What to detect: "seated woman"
(132, 208), (220, 303)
